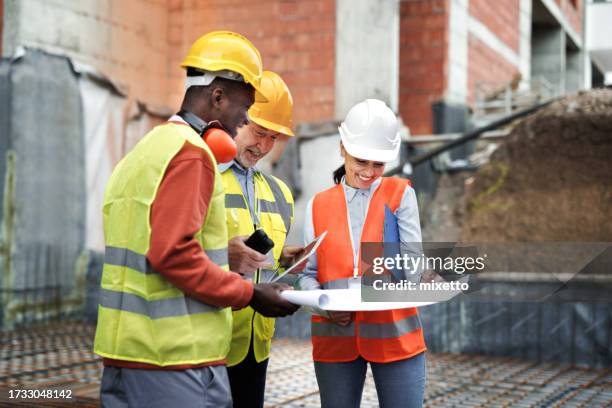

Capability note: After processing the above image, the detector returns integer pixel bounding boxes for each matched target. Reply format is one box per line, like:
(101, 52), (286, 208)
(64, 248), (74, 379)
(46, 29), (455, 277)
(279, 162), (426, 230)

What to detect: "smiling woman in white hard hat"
(298, 99), (427, 408)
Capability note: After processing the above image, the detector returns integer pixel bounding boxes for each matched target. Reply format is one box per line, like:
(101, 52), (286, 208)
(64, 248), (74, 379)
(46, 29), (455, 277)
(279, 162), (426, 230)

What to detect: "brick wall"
(467, 0), (520, 105)
(469, 0), (520, 52)
(4, 0), (335, 126)
(468, 35), (519, 104)
(108, 1), (169, 107)
(2, 0), (170, 107)
(168, 0), (336, 126)
(399, 0), (448, 135)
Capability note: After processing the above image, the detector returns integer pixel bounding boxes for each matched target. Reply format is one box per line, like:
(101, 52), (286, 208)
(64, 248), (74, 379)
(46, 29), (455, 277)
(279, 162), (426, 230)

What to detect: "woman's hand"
(279, 245), (307, 272)
(328, 311), (353, 326)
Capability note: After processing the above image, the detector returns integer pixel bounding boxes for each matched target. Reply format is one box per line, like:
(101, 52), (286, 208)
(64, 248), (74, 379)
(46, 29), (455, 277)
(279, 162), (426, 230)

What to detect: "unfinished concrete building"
(1, 0), (611, 406)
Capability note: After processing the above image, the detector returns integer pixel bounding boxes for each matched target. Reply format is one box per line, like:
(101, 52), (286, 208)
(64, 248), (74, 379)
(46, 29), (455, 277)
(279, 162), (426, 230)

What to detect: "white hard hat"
(338, 99), (400, 162)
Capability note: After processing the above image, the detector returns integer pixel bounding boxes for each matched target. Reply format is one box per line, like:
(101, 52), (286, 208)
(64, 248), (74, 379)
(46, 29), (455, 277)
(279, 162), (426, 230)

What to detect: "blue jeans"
(314, 352), (426, 408)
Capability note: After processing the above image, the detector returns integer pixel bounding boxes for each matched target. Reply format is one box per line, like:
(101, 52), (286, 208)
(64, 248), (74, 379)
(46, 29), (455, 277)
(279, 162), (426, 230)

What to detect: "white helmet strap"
(185, 69), (246, 90)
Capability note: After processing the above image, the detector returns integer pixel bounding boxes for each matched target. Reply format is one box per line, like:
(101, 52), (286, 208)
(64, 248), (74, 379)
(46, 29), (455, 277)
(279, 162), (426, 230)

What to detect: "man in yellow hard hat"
(220, 70), (304, 408)
(94, 32), (298, 408)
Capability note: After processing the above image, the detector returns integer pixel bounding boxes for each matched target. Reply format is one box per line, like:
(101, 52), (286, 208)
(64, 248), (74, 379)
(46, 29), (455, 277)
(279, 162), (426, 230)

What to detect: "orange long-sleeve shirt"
(104, 138), (253, 370)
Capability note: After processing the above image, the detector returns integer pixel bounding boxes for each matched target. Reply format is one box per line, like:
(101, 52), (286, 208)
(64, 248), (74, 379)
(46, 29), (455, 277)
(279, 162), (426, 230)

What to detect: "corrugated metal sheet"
(0, 48), (167, 328)
(0, 49), (86, 329)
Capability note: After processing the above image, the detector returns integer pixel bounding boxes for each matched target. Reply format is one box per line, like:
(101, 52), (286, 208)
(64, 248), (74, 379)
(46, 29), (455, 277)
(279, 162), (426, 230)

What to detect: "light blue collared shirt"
(219, 160), (260, 226)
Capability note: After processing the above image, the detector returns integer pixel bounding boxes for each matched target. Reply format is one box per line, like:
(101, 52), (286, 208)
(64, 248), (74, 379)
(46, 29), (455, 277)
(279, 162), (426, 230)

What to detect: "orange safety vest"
(311, 177), (427, 363)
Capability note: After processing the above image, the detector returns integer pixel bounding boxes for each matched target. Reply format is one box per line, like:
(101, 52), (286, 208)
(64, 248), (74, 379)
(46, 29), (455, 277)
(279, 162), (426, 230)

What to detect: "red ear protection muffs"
(202, 127), (237, 164)
(177, 110), (237, 163)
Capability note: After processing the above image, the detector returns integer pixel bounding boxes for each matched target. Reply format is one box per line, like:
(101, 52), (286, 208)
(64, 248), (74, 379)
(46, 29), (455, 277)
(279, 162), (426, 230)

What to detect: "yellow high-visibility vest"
(94, 122), (232, 366)
(221, 168), (294, 366)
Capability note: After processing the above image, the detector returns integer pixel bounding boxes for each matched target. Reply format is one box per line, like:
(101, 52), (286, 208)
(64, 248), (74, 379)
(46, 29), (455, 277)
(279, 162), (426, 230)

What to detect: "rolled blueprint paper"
(281, 289), (437, 311)
(281, 290), (330, 308)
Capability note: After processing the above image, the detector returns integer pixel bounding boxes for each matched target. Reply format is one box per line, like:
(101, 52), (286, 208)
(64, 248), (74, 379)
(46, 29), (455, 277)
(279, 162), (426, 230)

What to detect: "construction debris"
(461, 89), (612, 242)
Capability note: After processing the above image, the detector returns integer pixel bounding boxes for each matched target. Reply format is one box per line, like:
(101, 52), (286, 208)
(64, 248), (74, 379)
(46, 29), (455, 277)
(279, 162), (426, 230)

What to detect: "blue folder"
(383, 204), (400, 243)
(383, 204), (403, 281)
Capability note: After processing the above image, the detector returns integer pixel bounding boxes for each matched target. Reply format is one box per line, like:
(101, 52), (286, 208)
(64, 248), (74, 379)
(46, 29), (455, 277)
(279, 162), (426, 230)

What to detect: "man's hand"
(249, 282), (300, 317)
(279, 245), (307, 273)
(228, 236), (274, 275)
(328, 311), (353, 326)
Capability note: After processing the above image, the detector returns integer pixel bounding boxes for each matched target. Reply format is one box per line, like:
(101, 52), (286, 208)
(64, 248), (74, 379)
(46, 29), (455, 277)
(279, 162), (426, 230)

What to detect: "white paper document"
(280, 289), (438, 311)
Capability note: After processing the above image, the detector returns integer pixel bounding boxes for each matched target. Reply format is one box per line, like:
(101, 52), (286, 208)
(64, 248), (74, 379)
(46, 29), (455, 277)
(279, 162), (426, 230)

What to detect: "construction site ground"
(0, 322), (610, 407)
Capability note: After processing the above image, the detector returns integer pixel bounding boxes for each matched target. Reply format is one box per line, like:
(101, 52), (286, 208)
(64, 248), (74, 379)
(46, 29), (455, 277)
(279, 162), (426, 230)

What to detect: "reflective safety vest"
(93, 122), (232, 366)
(221, 168), (294, 366)
(311, 177), (427, 363)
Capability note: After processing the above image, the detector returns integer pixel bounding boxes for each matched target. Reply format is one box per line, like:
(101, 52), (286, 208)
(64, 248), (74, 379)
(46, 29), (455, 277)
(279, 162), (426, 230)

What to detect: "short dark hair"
(186, 67), (204, 77)
(183, 74), (249, 105)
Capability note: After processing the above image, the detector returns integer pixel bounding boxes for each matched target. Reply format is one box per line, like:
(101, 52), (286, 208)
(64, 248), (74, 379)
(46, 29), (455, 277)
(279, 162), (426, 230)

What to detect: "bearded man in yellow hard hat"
(94, 32), (298, 408)
(220, 70), (305, 408)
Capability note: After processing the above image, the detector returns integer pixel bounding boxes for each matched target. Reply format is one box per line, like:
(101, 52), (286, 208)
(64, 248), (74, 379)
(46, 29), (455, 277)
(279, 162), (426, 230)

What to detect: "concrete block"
(566, 48), (583, 92)
(17, 1), (61, 49)
(519, 0), (532, 84)
(335, 0), (399, 117)
(531, 26), (565, 94)
(78, 16), (112, 60)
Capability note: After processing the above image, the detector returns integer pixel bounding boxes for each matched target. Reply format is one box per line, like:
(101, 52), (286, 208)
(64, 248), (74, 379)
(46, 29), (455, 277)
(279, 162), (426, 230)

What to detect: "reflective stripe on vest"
(225, 194), (248, 209)
(224, 174), (292, 232)
(261, 173), (292, 231)
(221, 168), (294, 367)
(360, 314), (422, 339)
(311, 320), (355, 337)
(311, 314), (421, 339)
(104, 247), (155, 274)
(100, 288), (220, 319)
(321, 278), (352, 289)
(311, 177), (427, 363)
(320, 275), (394, 289)
(104, 246), (228, 273)
(94, 122), (232, 367)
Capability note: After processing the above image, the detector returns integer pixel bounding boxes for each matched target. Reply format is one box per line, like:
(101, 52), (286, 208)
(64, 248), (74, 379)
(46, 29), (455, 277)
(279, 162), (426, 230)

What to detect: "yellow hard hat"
(181, 31), (267, 102)
(248, 71), (295, 137)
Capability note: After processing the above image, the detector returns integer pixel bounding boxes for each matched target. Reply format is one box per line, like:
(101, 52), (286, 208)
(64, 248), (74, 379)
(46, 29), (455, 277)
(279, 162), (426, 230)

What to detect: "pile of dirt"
(460, 89), (612, 242)
(421, 172), (469, 242)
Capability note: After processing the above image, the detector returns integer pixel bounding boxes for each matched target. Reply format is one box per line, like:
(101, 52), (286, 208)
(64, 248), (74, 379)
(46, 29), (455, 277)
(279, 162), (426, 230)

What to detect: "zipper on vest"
(248, 268), (258, 347)
(250, 305), (257, 343)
